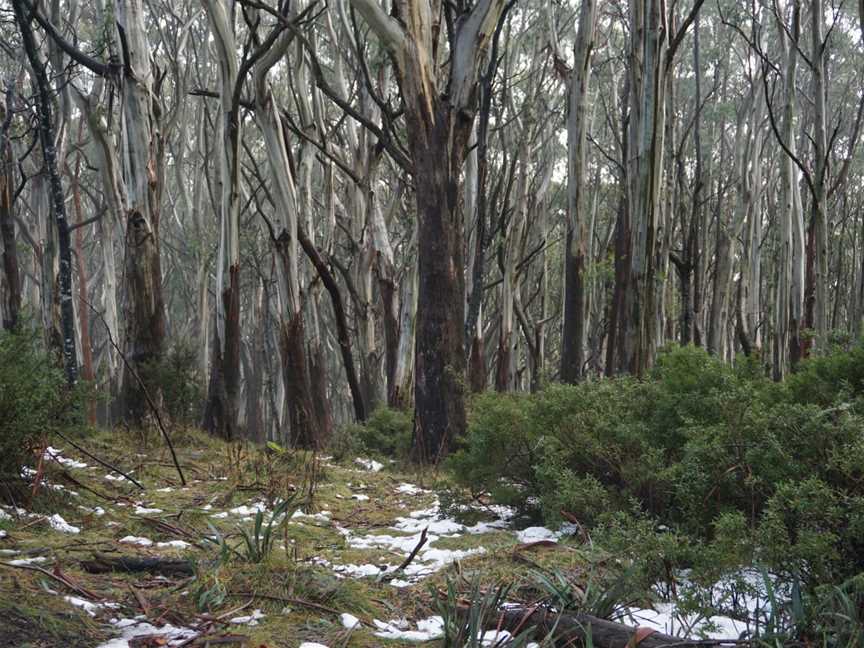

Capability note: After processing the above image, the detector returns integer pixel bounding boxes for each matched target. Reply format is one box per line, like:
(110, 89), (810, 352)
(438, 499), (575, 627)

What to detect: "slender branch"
(83, 298), (186, 487)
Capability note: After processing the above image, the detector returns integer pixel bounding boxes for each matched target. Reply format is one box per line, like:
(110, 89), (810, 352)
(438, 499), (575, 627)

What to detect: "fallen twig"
(379, 526), (428, 583)
(226, 591), (343, 617)
(54, 430), (145, 490)
(0, 560), (99, 600)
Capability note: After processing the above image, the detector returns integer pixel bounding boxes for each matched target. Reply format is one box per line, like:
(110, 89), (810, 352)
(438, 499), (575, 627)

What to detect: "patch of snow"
(354, 457), (384, 472)
(479, 629), (513, 645)
(156, 540), (190, 549)
(291, 509), (331, 522)
(515, 526), (558, 543)
(373, 616), (444, 641)
(230, 609), (265, 625)
(96, 618), (197, 648)
(119, 535), (153, 546)
(228, 502), (267, 516)
(63, 596), (118, 617)
(340, 612), (361, 629)
(134, 506), (163, 515)
(210, 511), (229, 518)
(155, 487), (174, 493)
(351, 494), (370, 501)
(104, 474), (127, 482)
(47, 513), (80, 534)
(79, 505), (106, 517)
(8, 556), (47, 566)
(396, 483), (426, 495)
(298, 644), (330, 648)
(46, 447), (88, 469)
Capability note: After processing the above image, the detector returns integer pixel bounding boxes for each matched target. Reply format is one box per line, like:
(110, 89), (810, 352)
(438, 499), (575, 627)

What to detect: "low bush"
(139, 340), (204, 425)
(333, 406), (412, 460)
(449, 344), (864, 586)
(0, 328), (83, 497)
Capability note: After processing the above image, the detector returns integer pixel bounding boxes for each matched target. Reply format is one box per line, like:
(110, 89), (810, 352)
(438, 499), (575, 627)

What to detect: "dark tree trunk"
(468, 334), (486, 393)
(0, 92), (21, 332)
(606, 196), (630, 376)
(203, 266), (241, 440)
(280, 314), (320, 450)
(494, 326), (511, 392)
(13, 0), (77, 384)
(410, 107), (467, 464)
(297, 225), (367, 422)
(561, 227), (587, 382)
(308, 341), (333, 445)
(381, 274), (400, 408)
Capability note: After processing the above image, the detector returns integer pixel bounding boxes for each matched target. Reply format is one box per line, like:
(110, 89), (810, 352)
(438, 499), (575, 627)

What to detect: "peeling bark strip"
(12, 0), (77, 384)
(349, 0), (510, 462)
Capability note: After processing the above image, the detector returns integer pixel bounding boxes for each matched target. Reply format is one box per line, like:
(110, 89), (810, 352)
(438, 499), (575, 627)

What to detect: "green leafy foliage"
(435, 576), (545, 647)
(139, 340), (204, 425)
(450, 344), (864, 586)
(204, 495), (296, 564)
(332, 406), (412, 460)
(0, 328), (83, 495)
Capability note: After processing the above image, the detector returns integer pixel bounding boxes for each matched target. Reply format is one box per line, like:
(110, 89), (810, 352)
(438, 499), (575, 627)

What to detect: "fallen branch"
(54, 430), (145, 490)
(379, 526), (428, 583)
(0, 560), (99, 600)
(467, 605), (757, 648)
(226, 591), (342, 617)
(83, 297), (186, 486)
(81, 554), (194, 577)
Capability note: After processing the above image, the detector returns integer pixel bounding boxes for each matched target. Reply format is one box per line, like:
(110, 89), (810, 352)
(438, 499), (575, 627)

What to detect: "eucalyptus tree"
(347, 0), (512, 461)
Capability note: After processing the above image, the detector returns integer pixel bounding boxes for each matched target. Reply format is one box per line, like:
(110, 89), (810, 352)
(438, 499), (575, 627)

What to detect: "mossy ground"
(0, 428), (594, 647)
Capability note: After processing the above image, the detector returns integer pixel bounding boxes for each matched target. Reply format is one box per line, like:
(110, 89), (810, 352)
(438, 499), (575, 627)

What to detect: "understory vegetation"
(445, 344), (864, 626)
(2, 334), (864, 646)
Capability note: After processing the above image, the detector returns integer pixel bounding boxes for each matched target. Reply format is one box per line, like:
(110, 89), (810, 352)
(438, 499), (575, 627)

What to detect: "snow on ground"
(95, 617), (197, 648)
(339, 612), (361, 629)
(8, 556), (47, 566)
(119, 535), (153, 546)
(133, 505), (163, 515)
(45, 446), (88, 469)
(354, 457), (384, 472)
(373, 616), (444, 641)
(47, 513), (80, 534)
(230, 609), (265, 625)
(298, 643), (330, 648)
(63, 596), (119, 617)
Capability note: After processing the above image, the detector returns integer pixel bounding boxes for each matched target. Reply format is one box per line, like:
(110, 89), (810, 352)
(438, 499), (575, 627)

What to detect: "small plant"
(532, 566), (635, 621)
(435, 576), (547, 647)
(204, 495), (296, 564)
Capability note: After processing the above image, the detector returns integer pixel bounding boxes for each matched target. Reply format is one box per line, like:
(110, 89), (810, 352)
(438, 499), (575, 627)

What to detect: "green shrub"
(0, 328), (81, 495)
(786, 339), (864, 408)
(451, 344), (864, 587)
(357, 407), (413, 458)
(139, 340), (204, 424)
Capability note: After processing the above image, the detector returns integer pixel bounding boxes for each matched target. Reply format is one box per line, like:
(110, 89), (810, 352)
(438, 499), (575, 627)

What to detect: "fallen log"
(470, 606), (754, 647)
(81, 554), (194, 576)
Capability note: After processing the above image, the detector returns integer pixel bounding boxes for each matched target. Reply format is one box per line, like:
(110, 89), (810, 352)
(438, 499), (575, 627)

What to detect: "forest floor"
(0, 429), (602, 647)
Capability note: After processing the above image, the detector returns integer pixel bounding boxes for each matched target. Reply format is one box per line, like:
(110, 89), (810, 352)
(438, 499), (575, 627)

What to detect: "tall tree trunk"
(13, 0), (77, 384)
(202, 0), (242, 439)
(117, 0), (166, 423)
(0, 89), (21, 331)
(561, 0), (597, 383)
(349, 0), (509, 462)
